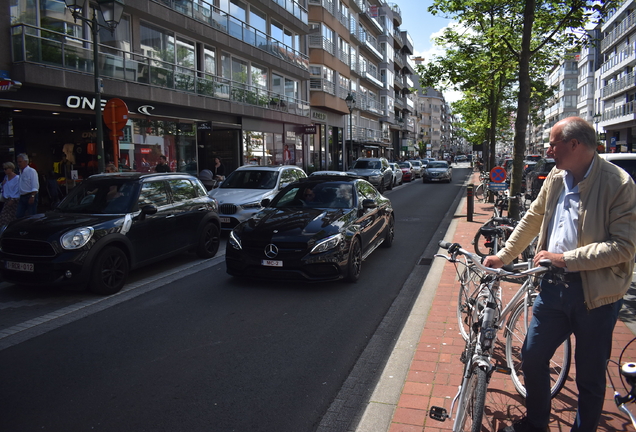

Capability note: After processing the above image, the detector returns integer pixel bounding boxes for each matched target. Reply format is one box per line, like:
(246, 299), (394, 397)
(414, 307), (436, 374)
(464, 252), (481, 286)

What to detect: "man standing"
(155, 155), (171, 173)
(484, 117), (636, 432)
(16, 153), (40, 218)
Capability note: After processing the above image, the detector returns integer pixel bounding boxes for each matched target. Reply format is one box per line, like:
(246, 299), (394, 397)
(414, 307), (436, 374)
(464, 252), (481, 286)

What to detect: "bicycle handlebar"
(438, 240), (552, 278)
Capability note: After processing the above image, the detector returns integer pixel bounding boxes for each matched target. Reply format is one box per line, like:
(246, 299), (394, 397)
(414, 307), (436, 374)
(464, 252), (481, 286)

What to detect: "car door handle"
(166, 215), (176, 218)
(198, 207), (207, 211)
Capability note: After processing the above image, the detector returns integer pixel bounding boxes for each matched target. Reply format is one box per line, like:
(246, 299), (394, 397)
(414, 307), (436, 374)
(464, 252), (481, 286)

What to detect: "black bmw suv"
(0, 172), (221, 295)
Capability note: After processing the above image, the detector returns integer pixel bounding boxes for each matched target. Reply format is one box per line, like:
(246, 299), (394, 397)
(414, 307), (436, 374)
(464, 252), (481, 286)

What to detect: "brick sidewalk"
(388, 173), (636, 432)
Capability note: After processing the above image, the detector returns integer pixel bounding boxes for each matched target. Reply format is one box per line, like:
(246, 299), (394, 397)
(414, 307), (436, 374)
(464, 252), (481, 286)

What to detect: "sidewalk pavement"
(356, 171), (636, 432)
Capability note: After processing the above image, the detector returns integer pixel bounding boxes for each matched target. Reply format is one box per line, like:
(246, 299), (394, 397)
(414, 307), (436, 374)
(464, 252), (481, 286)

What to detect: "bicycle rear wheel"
(505, 296), (571, 398)
(455, 365), (488, 432)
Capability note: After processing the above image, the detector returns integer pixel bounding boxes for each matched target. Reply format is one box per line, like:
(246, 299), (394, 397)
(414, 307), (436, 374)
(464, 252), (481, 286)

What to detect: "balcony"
(393, 53), (405, 68)
(394, 74), (405, 89)
(388, 2), (402, 25)
(146, 2), (309, 70)
(358, 32), (383, 60)
(601, 101), (636, 122)
(601, 12), (636, 53)
(11, 24), (309, 117)
(601, 72), (636, 99)
(308, 35), (335, 55)
(155, 0), (308, 25)
(310, 78), (336, 95)
(338, 49), (350, 66)
(393, 29), (405, 47)
(600, 45), (635, 75)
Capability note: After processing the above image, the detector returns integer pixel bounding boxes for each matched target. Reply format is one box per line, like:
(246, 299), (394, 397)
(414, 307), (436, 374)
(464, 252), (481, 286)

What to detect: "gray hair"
(558, 117), (597, 150)
(17, 153), (28, 163)
(3, 162), (15, 171)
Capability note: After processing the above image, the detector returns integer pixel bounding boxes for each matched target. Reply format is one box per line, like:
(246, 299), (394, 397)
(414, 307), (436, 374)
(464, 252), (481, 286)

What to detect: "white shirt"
(2, 175), (20, 199)
(18, 165), (39, 196)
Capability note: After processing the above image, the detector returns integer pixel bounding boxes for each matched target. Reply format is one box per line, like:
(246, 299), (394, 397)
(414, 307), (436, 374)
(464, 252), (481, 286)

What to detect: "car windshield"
(221, 170), (279, 189)
(428, 162), (448, 169)
(398, 162), (410, 168)
(352, 160), (381, 169)
(271, 182), (356, 209)
(410, 161), (421, 167)
(56, 179), (138, 214)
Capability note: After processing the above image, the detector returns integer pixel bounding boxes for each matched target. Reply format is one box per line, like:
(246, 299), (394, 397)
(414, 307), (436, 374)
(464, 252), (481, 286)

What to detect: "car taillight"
(538, 175), (547, 180)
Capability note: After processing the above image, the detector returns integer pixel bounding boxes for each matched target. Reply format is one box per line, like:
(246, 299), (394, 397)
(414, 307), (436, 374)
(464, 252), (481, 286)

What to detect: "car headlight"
(241, 201), (262, 210)
(310, 234), (343, 254)
(229, 229), (242, 250)
(60, 227), (94, 250)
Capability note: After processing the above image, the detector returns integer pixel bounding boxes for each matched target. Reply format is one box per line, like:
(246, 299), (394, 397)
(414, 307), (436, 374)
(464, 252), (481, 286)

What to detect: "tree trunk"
(509, 0), (536, 219)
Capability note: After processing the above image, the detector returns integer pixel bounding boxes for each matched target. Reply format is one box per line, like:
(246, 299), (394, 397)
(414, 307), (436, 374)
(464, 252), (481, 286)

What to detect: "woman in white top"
(0, 162), (20, 226)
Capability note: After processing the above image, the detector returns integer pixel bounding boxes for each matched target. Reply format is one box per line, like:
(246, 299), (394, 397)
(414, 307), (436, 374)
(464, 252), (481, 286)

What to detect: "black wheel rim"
(204, 226), (220, 254)
(100, 253), (126, 289)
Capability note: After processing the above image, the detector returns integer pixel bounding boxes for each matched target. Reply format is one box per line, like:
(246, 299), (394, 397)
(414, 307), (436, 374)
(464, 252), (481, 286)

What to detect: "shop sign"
(197, 122), (212, 130)
(140, 148), (151, 154)
(286, 130), (297, 141)
(311, 111), (327, 121)
(0, 70), (21, 92)
(297, 125), (316, 134)
(66, 95), (107, 111)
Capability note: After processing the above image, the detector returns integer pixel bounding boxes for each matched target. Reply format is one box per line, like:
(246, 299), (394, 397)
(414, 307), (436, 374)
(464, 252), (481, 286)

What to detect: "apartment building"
(540, 53), (580, 150)
(597, 1), (636, 153)
(1, 0), (311, 181)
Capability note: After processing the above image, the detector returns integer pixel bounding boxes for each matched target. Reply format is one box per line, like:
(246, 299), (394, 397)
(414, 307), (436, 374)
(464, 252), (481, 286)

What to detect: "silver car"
(388, 163), (403, 186)
(422, 161), (453, 183)
(408, 160), (423, 178)
(348, 157), (393, 192)
(209, 165), (307, 230)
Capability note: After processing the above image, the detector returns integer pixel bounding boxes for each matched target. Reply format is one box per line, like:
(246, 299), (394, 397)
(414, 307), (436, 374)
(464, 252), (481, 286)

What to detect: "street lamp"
(593, 112), (601, 140)
(65, 0), (125, 173)
(345, 93), (355, 171)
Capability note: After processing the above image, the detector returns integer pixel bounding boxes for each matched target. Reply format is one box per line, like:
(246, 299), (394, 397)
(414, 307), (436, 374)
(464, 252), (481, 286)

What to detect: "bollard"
(467, 184), (474, 222)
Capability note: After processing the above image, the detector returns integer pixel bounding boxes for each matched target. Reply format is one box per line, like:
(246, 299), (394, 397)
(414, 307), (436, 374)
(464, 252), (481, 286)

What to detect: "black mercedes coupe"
(226, 175), (395, 282)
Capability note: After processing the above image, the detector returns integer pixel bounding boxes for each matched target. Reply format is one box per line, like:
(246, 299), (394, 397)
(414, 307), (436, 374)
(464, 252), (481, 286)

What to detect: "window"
(251, 64), (267, 90)
(168, 179), (197, 201)
(249, 6), (266, 34)
(176, 37), (195, 69)
(138, 181), (169, 207)
(140, 23), (174, 63)
(204, 46), (216, 75)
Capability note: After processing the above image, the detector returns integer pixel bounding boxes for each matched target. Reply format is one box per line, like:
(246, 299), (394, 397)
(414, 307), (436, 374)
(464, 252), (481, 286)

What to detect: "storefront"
(308, 109), (345, 172)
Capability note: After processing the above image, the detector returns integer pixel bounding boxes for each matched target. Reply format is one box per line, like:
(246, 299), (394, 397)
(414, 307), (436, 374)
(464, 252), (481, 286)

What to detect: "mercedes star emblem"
(264, 244), (279, 259)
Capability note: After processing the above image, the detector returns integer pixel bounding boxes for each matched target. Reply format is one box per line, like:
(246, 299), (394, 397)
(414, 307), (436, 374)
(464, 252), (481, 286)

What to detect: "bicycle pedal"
(429, 406), (448, 421)
(460, 351), (467, 364)
(494, 365), (512, 375)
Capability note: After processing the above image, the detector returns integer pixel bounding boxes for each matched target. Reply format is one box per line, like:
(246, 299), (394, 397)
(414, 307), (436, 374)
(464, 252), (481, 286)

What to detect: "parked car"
(226, 174), (394, 282)
(520, 161), (538, 192)
(348, 157), (393, 192)
(525, 154), (543, 162)
(397, 161), (414, 182)
(0, 172), (222, 295)
(525, 157), (556, 200)
(599, 153), (636, 183)
(209, 165), (307, 230)
(455, 155), (468, 162)
(422, 160), (453, 183)
(388, 162), (404, 186)
(408, 160), (423, 178)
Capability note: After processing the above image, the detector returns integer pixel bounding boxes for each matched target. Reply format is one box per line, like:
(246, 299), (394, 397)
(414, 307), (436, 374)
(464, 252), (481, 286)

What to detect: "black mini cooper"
(0, 172), (221, 295)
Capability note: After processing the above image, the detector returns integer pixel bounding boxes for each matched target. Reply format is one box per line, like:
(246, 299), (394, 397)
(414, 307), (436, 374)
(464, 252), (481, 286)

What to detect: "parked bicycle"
(607, 336), (636, 429)
(430, 241), (571, 432)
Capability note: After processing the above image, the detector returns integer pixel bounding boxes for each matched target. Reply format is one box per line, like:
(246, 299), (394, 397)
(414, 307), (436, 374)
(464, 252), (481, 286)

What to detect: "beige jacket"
(497, 153), (636, 309)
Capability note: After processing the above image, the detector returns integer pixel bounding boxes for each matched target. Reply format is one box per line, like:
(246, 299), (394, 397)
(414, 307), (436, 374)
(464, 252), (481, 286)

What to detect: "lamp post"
(593, 112), (602, 149)
(345, 93), (355, 171)
(65, 0), (125, 173)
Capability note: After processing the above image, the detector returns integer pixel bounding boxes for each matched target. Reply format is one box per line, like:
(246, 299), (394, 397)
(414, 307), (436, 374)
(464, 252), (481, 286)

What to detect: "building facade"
(597, 1), (636, 153)
(1, 0), (311, 192)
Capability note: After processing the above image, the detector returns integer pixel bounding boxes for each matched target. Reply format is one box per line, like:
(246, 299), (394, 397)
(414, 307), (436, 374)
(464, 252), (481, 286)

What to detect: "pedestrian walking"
(0, 162), (20, 226)
(16, 153), (39, 218)
(483, 116), (636, 432)
(155, 155), (171, 173)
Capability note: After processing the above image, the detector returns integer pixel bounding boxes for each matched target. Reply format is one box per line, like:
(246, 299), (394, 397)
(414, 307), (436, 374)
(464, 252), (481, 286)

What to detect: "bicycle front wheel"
(474, 183), (485, 202)
(457, 264), (482, 341)
(455, 365), (488, 432)
(505, 297), (571, 398)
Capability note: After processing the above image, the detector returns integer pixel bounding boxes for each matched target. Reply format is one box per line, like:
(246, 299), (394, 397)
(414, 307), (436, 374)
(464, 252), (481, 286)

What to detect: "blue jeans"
(522, 277), (622, 431)
(16, 194), (38, 218)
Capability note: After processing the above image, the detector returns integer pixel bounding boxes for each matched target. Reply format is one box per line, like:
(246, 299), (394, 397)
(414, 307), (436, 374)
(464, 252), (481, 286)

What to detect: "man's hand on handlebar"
(483, 255), (504, 268)
(533, 251), (566, 268)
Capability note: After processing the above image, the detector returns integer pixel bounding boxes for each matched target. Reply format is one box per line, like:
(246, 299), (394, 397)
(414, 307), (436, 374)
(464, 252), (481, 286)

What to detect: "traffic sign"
(490, 166), (507, 183)
(103, 98), (129, 132)
(489, 182), (508, 191)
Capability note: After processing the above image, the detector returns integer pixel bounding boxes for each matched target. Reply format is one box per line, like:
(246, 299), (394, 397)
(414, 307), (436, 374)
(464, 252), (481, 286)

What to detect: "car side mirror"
(261, 198), (271, 207)
(362, 199), (377, 209)
(136, 204), (157, 221)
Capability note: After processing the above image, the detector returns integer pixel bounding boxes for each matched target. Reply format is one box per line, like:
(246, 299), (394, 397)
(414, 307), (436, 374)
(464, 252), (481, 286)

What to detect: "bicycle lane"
(357, 171), (636, 432)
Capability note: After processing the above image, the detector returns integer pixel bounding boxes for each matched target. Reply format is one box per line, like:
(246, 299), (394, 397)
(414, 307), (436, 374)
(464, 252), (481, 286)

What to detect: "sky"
(393, 0), (463, 103)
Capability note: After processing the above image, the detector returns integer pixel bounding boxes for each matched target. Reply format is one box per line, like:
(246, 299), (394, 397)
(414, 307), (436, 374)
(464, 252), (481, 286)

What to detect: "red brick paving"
(388, 171), (636, 431)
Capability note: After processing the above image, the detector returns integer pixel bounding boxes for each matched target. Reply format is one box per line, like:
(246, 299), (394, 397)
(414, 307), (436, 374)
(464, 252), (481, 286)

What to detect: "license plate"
(6, 261), (34, 272)
(261, 259), (283, 267)
(220, 217), (231, 223)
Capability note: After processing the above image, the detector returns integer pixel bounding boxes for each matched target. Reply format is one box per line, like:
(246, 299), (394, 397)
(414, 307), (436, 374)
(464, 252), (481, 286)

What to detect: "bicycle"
(607, 336), (636, 429)
(430, 241), (572, 432)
